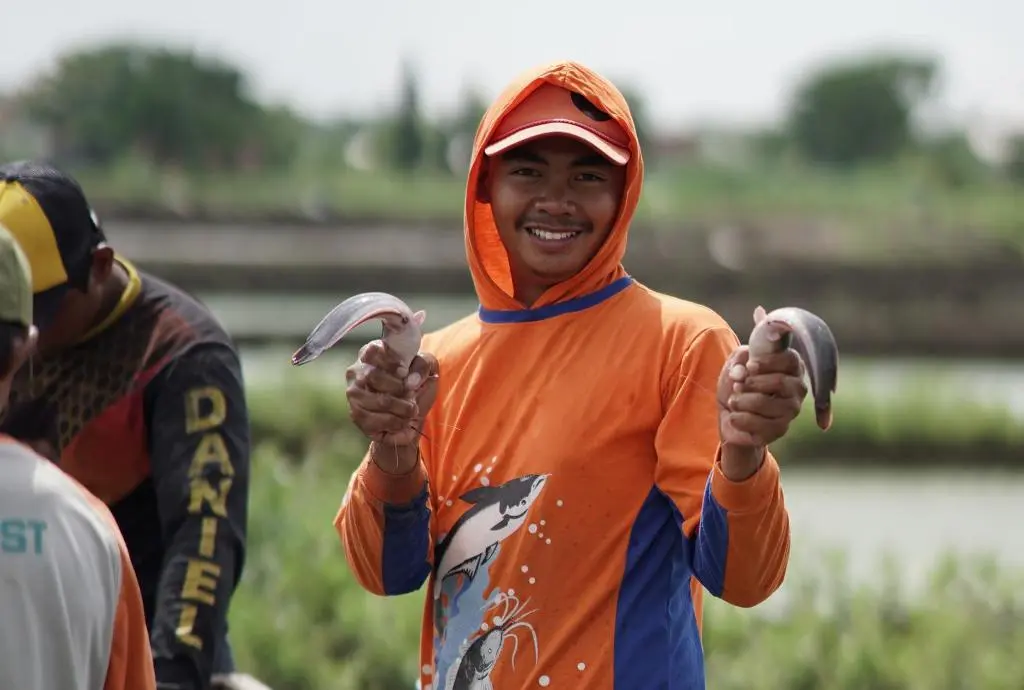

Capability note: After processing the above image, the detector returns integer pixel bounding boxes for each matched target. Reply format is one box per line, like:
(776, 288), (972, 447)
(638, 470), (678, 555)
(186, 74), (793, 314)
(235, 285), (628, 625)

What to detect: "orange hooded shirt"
(335, 60), (790, 690)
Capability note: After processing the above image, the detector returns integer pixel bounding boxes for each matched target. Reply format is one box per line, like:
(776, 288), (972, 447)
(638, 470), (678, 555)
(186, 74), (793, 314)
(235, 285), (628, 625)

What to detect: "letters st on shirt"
(0, 519), (47, 554)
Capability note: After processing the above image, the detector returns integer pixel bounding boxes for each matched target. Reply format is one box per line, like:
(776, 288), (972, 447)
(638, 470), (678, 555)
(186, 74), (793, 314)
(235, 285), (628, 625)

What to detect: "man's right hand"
(345, 340), (439, 471)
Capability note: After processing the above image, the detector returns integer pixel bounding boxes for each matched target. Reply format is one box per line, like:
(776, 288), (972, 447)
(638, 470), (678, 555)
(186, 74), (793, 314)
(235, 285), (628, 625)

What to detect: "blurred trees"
(6, 42), (664, 178)
(1005, 134), (1024, 185)
(616, 82), (654, 165)
(383, 59), (425, 173)
(787, 54), (939, 166)
(4, 40), (1019, 190)
(22, 43), (304, 170)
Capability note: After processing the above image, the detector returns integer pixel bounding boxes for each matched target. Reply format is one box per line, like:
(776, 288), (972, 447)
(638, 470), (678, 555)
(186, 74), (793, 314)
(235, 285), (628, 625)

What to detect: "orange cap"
(483, 83), (631, 165)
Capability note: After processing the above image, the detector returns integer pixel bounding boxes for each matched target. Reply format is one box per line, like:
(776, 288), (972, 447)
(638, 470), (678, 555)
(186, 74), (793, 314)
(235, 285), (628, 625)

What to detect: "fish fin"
(460, 486), (499, 504)
(491, 516), (511, 531)
(449, 554), (484, 581)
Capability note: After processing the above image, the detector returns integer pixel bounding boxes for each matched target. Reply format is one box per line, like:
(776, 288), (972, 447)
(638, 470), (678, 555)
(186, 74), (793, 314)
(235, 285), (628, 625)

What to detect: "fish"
(444, 590), (539, 690)
(291, 291), (426, 368)
(433, 474), (549, 600)
(747, 305), (840, 431)
(449, 628), (503, 690)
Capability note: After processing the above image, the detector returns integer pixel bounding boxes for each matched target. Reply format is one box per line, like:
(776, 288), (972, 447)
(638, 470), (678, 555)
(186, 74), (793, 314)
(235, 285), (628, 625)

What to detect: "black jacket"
(1, 266), (251, 690)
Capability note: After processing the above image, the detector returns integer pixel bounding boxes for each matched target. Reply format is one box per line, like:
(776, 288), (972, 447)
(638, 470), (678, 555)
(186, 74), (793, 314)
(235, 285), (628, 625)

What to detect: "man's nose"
(533, 180), (576, 215)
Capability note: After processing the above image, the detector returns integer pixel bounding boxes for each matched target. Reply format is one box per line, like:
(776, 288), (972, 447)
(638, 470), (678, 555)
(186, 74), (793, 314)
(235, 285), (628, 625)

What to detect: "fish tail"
(291, 342), (318, 366)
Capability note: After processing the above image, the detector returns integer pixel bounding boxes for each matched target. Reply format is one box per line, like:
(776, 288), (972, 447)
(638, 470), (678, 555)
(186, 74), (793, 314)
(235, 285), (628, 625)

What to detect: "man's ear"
(90, 245), (115, 285)
(11, 325), (38, 372)
(476, 160), (492, 204)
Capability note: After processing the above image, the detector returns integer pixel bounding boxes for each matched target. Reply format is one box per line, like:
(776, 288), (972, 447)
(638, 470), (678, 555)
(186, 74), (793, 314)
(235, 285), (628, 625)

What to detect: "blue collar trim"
(478, 275), (634, 324)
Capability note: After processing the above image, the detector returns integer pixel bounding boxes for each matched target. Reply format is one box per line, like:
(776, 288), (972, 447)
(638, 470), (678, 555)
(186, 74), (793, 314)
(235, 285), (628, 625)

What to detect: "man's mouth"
(523, 225), (583, 242)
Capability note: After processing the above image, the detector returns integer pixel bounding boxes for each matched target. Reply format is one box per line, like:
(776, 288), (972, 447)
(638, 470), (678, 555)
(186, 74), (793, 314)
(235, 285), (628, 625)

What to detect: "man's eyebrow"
(501, 149), (546, 164)
(572, 153), (612, 167)
(499, 149), (612, 167)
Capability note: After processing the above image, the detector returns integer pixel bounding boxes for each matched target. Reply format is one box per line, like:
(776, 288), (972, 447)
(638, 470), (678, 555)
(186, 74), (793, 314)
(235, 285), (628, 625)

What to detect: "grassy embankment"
(223, 370), (1024, 689)
(77, 161), (1024, 248)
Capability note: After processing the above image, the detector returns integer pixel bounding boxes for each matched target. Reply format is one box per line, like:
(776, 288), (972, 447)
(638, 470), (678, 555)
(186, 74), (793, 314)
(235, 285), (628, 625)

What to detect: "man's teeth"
(526, 227), (580, 240)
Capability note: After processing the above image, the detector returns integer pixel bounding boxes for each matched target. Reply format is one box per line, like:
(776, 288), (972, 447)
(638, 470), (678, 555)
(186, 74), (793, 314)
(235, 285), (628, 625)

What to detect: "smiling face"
(482, 136), (627, 306)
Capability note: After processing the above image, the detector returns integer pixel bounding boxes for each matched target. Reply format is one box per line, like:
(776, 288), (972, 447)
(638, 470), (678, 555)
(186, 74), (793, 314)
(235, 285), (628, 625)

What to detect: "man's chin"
(525, 261), (586, 287)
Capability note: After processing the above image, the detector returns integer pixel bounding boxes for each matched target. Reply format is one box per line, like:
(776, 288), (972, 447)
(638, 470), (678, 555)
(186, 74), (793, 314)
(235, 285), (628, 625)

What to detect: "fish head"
(382, 308), (426, 366)
(528, 473), (548, 500)
(381, 308), (425, 334)
(477, 629), (503, 669)
(498, 474), (549, 519)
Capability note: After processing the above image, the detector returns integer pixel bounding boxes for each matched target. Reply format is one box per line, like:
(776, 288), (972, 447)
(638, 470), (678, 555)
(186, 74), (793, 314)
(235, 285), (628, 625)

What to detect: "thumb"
(405, 352), (439, 391)
(718, 345), (750, 401)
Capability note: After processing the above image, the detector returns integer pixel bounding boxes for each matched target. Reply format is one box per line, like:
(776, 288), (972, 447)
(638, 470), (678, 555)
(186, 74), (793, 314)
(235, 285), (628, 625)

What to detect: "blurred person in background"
(0, 222), (157, 690)
(0, 161), (270, 690)
(336, 61), (808, 689)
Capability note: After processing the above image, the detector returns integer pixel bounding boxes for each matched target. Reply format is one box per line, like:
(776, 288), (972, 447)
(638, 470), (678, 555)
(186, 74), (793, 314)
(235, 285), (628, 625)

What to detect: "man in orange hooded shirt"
(336, 61), (808, 689)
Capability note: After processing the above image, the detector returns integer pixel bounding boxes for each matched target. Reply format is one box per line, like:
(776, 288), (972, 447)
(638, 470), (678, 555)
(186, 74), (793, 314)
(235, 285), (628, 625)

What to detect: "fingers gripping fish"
(290, 291), (426, 371)
(746, 306), (840, 431)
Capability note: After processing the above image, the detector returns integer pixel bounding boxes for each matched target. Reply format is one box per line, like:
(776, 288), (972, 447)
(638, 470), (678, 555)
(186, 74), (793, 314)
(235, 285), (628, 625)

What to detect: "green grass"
(226, 399), (1024, 689)
(73, 159), (1024, 243)
(648, 162), (1023, 229)
(246, 366), (1024, 466)
(773, 370), (1024, 461)
(703, 553), (1024, 690)
(77, 159), (462, 221)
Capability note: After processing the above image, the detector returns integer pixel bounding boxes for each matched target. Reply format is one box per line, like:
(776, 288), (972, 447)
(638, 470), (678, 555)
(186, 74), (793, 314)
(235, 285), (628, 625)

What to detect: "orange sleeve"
(72, 483), (157, 690)
(104, 539), (158, 690)
(653, 326), (791, 608)
(334, 442), (435, 596)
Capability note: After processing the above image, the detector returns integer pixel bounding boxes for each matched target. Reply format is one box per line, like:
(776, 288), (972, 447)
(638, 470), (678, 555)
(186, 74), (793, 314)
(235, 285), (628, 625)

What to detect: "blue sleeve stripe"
(613, 486), (706, 689)
(381, 487), (433, 595)
(692, 475), (729, 598)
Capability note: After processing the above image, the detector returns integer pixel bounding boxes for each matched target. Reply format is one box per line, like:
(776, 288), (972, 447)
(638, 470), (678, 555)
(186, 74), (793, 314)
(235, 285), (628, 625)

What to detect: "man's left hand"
(716, 344), (808, 479)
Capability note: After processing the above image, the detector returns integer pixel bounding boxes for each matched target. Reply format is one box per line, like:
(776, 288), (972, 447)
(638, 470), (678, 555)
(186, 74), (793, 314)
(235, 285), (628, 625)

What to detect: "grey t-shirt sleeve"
(0, 440), (124, 690)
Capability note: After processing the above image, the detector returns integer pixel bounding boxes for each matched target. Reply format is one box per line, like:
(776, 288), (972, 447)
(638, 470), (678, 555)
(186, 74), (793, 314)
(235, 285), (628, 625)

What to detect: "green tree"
(787, 54), (940, 166)
(22, 42), (298, 170)
(452, 85), (488, 141)
(1005, 133), (1024, 185)
(431, 85), (488, 175)
(921, 133), (988, 189)
(616, 82), (653, 154)
(386, 59), (425, 172)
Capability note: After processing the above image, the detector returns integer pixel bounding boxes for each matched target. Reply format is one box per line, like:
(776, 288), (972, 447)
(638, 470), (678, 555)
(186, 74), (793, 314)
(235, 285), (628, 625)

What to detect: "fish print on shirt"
(443, 590), (539, 690)
(431, 472), (548, 689)
(433, 474), (548, 601)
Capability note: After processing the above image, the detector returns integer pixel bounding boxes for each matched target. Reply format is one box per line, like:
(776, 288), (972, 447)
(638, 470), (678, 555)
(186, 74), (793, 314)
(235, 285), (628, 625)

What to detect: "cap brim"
(32, 283), (70, 330)
(483, 122), (631, 165)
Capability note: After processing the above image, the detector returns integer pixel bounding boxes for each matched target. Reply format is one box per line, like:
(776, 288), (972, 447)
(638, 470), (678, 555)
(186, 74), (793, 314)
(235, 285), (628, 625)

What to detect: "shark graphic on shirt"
(433, 473), (548, 600)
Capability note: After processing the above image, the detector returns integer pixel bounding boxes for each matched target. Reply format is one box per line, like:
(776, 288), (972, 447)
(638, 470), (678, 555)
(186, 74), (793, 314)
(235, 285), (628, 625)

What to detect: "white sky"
(1, 0), (1021, 132)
